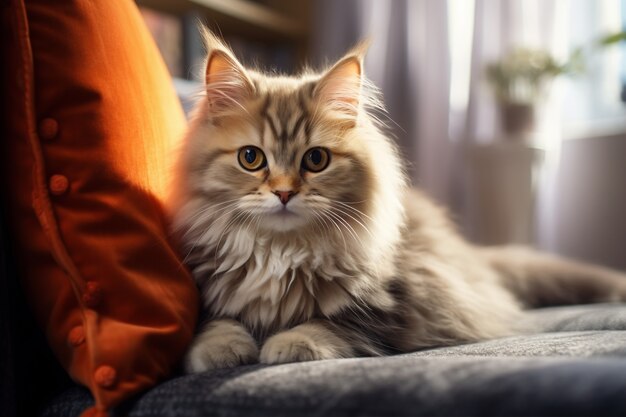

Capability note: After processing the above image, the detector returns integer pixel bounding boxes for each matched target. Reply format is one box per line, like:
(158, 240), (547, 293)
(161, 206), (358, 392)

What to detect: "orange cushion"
(1, 0), (198, 415)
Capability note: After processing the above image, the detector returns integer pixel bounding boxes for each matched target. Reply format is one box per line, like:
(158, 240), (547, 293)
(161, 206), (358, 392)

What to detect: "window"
(561, 0), (626, 138)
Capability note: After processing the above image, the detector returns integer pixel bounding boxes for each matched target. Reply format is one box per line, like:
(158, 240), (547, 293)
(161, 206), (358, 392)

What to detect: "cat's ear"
(201, 28), (254, 114)
(314, 42), (368, 119)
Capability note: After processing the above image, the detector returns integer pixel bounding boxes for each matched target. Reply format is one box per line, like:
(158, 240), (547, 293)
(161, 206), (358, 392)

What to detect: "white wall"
(539, 133), (626, 271)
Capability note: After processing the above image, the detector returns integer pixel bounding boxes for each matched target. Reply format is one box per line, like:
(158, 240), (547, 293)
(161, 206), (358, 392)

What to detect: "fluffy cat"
(167, 29), (626, 373)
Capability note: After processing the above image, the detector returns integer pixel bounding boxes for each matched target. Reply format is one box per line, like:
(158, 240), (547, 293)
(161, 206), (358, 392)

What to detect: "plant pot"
(499, 102), (535, 137)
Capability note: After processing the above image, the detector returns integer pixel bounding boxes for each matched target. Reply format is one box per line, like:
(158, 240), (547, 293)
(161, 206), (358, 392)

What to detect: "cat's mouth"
(270, 206), (298, 217)
(260, 205), (307, 232)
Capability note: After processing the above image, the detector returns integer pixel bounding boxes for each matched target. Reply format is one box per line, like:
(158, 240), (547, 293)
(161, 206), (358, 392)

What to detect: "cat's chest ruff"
(201, 234), (362, 330)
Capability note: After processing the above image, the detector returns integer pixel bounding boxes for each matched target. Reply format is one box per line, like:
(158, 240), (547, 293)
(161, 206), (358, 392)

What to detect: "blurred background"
(137, 0), (626, 270)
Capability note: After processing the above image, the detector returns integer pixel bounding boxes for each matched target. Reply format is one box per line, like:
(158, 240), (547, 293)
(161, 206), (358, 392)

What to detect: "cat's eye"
(238, 146), (267, 171)
(302, 147), (330, 173)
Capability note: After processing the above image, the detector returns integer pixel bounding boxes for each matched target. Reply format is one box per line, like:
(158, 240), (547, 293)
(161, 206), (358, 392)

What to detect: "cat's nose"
(273, 190), (296, 205)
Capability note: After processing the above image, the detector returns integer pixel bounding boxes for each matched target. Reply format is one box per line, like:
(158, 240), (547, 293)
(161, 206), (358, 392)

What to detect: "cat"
(167, 29), (626, 373)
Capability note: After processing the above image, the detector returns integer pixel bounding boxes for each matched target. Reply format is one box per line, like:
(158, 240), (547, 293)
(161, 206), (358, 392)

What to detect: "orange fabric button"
(94, 365), (117, 389)
(39, 118), (59, 140)
(49, 174), (69, 195)
(68, 325), (85, 347)
(82, 281), (103, 308)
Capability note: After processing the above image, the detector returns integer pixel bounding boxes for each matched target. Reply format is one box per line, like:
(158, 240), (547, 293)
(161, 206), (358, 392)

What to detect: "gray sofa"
(40, 304), (626, 416)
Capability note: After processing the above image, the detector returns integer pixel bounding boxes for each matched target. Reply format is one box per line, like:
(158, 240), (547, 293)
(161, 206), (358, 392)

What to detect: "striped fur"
(168, 30), (626, 373)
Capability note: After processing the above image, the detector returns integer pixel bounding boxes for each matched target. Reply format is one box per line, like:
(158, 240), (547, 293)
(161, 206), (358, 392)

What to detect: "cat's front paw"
(260, 329), (340, 364)
(184, 319), (258, 373)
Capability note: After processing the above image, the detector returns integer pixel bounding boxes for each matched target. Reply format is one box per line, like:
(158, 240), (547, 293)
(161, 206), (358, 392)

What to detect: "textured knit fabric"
(43, 304), (626, 417)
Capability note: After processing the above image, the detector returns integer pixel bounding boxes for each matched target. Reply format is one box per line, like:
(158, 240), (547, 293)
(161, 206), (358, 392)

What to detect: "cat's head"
(171, 29), (405, 256)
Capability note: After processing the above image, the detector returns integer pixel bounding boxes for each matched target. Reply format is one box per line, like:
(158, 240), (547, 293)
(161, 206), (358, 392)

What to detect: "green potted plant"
(599, 30), (626, 46)
(599, 30), (626, 103)
(486, 48), (582, 137)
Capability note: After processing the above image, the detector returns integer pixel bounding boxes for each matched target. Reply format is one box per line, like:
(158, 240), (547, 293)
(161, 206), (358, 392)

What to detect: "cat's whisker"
(312, 214), (328, 238)
(321, 211), (345, 243)
(335, 199), (368, 205)
(331, 205), (374, 240)
(251, 212), (263, 234)
(181, 198), (242, 227)
(333, 212), (365, 244)
(333, 203), (387, 243)
(312, 205), (366, 255)
(213, 208), (247, 262)
(187, 202), (240, 244)
(181, 201), (241, 264)
(310, 211), (331, 241)
(336, 203), (385, 226)
(334, 201), (375, 221)
(319, 210), (348, 253)
(183, 201), (242, 265)
(199, 197), (245, 211)
(332, 208), (383, 274)
(183, 204), (241, 238)
(325, 210), (365, 255)
(241, 208), (259, 236)
(325, 209), (362, 245)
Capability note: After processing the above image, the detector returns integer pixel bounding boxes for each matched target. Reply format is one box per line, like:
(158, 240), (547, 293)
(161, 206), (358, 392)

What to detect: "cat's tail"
(478, 246), (626, 308)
